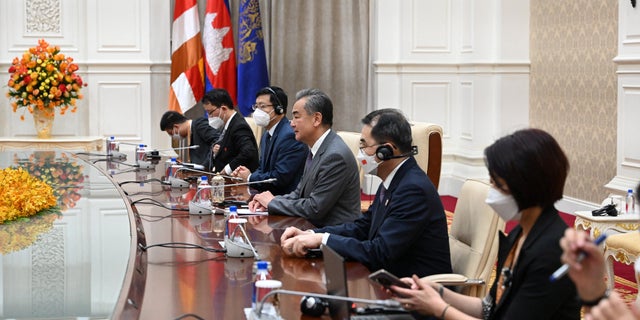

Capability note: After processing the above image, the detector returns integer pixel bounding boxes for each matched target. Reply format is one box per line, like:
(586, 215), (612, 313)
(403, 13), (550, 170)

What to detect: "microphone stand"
(254, 289), (403, 318)
(188, 178), (277, 215)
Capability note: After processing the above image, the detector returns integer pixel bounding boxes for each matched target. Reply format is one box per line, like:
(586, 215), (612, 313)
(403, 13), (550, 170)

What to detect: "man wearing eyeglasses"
(202, 89), (259, 174)
(232, 86), (307, 195)
(159, 110), (221, 170)
(248, 88), (361, 227)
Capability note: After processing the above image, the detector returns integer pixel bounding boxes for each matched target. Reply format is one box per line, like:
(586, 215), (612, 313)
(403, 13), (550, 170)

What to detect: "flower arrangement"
(6, 39), (86, 120)
(13, 152), (85, 211)
(0, 166), (58, 224)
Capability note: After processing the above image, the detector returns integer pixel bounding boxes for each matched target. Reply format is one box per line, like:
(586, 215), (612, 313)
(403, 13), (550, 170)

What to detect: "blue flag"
(237, 0), (269, 116)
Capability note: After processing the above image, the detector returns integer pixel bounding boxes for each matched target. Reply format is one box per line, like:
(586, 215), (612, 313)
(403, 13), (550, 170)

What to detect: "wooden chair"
(603, 231), (640, 303)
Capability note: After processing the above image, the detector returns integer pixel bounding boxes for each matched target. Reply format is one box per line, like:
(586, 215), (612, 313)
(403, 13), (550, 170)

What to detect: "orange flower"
(6, 39), (86, 120)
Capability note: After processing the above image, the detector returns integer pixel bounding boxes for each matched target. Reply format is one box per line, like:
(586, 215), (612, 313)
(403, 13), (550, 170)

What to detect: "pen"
(549, 234), (608, 282)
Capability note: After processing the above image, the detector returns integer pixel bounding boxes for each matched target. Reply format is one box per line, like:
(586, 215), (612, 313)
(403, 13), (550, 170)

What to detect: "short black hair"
(256, 86), (288, 113)
(361, 108), (412, 154)
(484, 128), (569, 211)
(201, 88), (234, 109)
(296, 88), (333, 127)
(160, 111), (187, 131)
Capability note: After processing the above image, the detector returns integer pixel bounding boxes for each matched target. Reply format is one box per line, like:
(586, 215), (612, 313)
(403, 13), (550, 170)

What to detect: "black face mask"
(592, 204), (618, 217)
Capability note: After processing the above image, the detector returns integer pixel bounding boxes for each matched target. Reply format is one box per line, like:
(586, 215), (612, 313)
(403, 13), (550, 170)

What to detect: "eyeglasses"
(358, 142), (381, 151)
(252, 104), (274, 111)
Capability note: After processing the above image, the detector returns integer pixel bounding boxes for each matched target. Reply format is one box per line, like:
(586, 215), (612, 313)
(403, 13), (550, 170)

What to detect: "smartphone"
(368, 269), (410, 289)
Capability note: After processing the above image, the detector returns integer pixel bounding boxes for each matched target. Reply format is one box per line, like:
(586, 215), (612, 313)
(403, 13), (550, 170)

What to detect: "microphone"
(169, 167), (246, 189)
(225, 218), (260, 259)
(386, 145), (419, 160)
(146, 145), (200, 158)
(253, 289), (403, 318)
(188, 178), (277, 215)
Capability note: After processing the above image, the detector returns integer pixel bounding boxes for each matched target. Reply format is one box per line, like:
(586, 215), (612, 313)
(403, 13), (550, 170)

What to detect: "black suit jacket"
(212, 113), (259, 173)
(315, 157), (452, 278)
(487, 206), (580, 319)
(189, 117), (220, 170)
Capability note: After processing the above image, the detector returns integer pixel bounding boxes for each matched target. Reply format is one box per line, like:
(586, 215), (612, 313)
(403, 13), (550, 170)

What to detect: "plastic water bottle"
(626, 188), (635, 214)
(211, 174), (225, 204)
(106, 136), (116, 156)
(136, 144), (145, 164)
(225, 205), (238, 241)
(252, 261), (272, 308)
(165, 157), (177, 182)
(197, 176), (211, 205)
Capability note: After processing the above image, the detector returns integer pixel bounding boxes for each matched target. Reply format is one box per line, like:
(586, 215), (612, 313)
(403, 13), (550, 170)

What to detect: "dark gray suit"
(267, 130), (361, 227)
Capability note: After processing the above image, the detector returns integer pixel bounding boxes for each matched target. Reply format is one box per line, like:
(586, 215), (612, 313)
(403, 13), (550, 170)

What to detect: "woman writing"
(391, 128), (581, 319)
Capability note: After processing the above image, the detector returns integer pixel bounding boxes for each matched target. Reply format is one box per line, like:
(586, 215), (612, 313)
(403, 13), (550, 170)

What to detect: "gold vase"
(33, 107), (55, 139)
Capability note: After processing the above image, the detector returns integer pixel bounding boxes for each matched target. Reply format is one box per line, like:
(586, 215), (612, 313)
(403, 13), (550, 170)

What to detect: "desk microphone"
(253, 289), (403, 318)
(225, 219), (260, 259)
(188, 178), (277, 215)
(169, 167), (244, 189)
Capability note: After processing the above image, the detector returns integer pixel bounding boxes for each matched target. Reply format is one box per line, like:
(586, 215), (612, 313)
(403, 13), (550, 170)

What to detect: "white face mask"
(485, 186), (521, 221)
(253, 108), (273, 127)
(357, 148), (380, 174)
(209, 116), (224, 130)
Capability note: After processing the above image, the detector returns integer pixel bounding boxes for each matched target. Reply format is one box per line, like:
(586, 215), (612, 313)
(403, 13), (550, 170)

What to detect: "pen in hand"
(549, 234), (608, 282)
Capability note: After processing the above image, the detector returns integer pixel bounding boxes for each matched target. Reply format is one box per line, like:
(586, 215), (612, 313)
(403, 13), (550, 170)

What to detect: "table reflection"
(0, 150), (131, 319)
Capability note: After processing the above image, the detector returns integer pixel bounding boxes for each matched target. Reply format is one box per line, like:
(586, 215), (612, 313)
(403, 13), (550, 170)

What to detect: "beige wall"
(530, 0), (618, 203)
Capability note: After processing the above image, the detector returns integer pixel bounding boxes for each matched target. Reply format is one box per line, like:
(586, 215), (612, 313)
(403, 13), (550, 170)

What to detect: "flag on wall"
(169, 0), (205, 113)
(237, 0), (270, 116)
(203, 0), (237, 104)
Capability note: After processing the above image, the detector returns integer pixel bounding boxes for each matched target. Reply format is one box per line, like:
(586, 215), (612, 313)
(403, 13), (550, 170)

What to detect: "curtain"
(229, 0), (370, 131)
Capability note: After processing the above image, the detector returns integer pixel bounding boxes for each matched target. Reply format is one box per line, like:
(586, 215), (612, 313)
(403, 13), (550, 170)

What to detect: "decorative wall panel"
(530, 0), (618, 203)
(410, 0), (450, 53)
(409, 81), (450, 136)
(26, 0), (61, 34)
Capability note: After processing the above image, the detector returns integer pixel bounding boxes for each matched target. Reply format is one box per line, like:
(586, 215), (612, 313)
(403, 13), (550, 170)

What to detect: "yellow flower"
(0, 167), (57, 224)
(6, 39), (87, 120)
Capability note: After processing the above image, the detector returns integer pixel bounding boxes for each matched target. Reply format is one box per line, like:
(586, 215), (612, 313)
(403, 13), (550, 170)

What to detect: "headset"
(264, 87), (285, 115)
(376, 145), (419, 161)
(300, 296), (330, 317)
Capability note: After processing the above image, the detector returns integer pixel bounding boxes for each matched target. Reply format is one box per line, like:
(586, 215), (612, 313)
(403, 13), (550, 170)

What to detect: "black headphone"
(300, 296), (329, 317)
(375, 145), (419, 161)
(264, 87), (284, 115)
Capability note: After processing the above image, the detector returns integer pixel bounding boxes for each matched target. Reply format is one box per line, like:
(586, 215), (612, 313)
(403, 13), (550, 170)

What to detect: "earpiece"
(375, 145), (394, 161)
(264, 87), (284, 115)
(300, 296), (329, 317)
(376, 145), (419, 161)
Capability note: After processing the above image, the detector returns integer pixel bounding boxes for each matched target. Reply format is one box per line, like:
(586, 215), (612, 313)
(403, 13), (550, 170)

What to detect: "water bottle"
(225, 205), (238, 241)
(165, 157), (177, 182)
(626, 188), (635, 214)
(136, 144), (145, 164)
(106, 136), (116, 156)
(211, 174), (225, 204)
(252, 261), (272, 309)
(197, 176), (211, 205)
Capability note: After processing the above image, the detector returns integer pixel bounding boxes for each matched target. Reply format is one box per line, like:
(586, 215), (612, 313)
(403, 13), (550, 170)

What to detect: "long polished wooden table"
(90, 154), (387, 319)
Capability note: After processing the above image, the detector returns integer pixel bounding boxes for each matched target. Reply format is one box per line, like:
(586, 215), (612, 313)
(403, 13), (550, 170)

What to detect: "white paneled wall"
(0, 0), (170, 150)
(607, 1), (640, 194)
(372, 0), (530, 196)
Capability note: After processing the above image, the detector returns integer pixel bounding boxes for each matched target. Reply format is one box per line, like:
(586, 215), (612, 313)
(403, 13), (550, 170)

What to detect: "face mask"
(209, 116), (224, 130)
(253, 108), (273, 127)
(485, 186), (521, 221)
(357, 148), (380, 174)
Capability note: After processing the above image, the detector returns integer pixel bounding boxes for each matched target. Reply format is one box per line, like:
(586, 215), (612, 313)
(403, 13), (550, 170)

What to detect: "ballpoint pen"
(549, 234), (608, 282)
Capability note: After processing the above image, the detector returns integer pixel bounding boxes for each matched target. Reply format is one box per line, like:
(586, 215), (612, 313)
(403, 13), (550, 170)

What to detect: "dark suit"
(268, 130), (361, 227)
(314, 157), (452, 278)
(212, 113), (259, 173)
(250, 118), (307, 195)
(487, 207), (580, 319)
(189, 117), (220, 170)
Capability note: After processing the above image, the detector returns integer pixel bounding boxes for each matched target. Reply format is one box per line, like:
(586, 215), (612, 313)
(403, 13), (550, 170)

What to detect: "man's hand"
(248, 199), (267, 212)
(232, 165), (251, 181)
(252, 191), (275, 210)
(280, 232), (323, 257)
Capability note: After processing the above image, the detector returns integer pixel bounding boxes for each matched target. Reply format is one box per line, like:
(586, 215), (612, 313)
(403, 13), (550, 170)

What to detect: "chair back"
(336, 131), (364, 186)
(245, 117), (263, 148)
(449, 179), (504, 297)
(410, 122), (442, 189)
